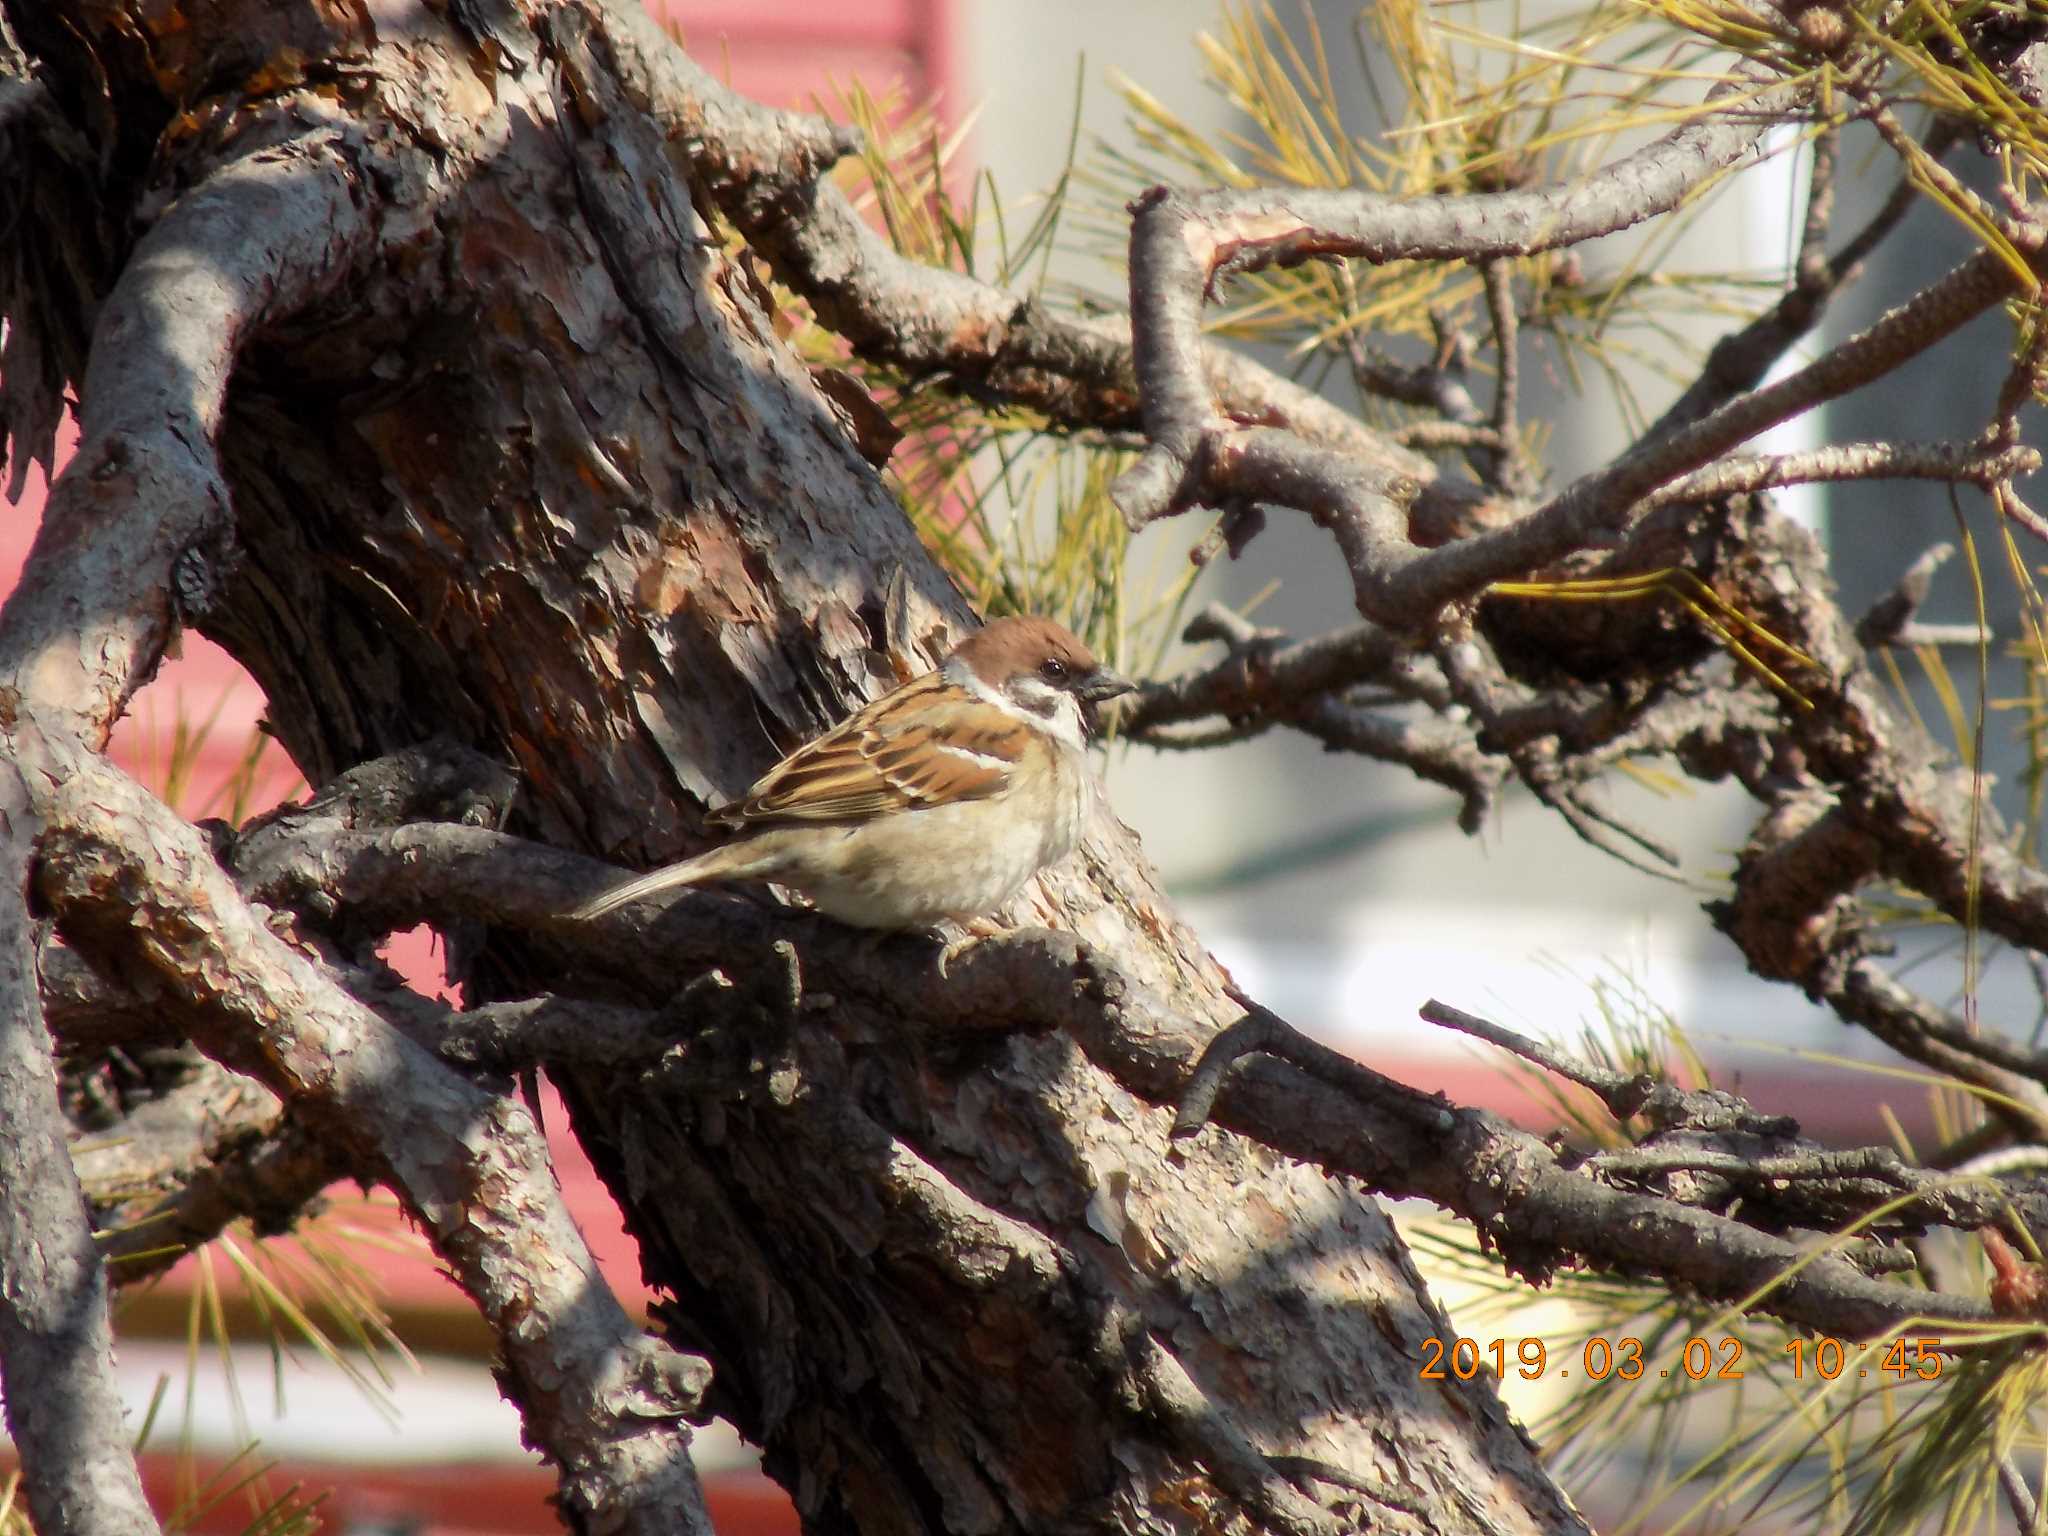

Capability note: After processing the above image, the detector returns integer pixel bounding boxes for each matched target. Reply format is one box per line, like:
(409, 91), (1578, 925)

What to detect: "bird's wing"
(705, 674), (1033, 830)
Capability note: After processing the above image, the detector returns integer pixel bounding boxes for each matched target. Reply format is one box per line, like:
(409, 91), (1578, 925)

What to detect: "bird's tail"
(570, 842), (773, 921)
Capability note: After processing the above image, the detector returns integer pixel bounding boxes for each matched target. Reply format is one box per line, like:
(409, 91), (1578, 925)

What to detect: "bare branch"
(570, 0), (1486, 534)
(1483, 261), (1519, 444)
(1857, 541), (1958, 648)
(1418, 999), (1681, 1118)
(1120, 190), (2043, 634)
(1346, 333), (1487, 426)
(1649, 120), (1952, 436)
(1640, 440), (2040, 514)
(434, 994), (697, 1071)
(1545, 783), (1685, 876)
(1110, 608), (1413, 734)
(0, 103), (402, 1535)
(1108, 605), (1487, 810)
(1112, 75), (1808, 527)
(1834, 962), (2048, 1139)
(1389, 419), (1514, 453)
(1425, 1000), (2037, 1234)
(38, 940), (179, 1057)
(1797, 122), (1841, 282)
(204, 805), (2033, 1347)
(33, 743), (717, 1536)
(0, 768), (159, 1536)
(0, 114), (383, 745)
(1858, 86), (2031, 270)
(1127, 981), (2006, 1338)
(1393, 241), (2042, 621)
(77, 1056), (354, 1286)
(1480, 259), (1538, 498)
(1292, 700), (1503, 831)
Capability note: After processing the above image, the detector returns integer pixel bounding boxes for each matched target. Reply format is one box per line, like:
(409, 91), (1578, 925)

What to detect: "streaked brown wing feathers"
(704, 677), (1026, 830)
(867, 713), (1029, 804)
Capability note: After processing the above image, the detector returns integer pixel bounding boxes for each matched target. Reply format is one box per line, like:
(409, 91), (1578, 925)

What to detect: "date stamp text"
(1418, 1335), (1945, 1383)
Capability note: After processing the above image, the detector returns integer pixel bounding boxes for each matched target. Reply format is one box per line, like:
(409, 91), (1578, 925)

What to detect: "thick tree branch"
(210, 803), (2035, 1346)
(0, 768), (159, 1536)
(0, 112), (382, 745)
(978, 946), (2018, 1341)
(76, 1056), (355, 1286)
(39, 940), (179, 1057)
(1136, 985), (2013, 1338)
(31, 741), (717, 1536)
(0, 102), (398, 1534)
(434, 995), (690, 1072)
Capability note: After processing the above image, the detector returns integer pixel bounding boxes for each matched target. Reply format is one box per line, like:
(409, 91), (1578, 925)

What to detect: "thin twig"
(2000, 1454), (2041, 1535)
(1480, 258), (1537, 497)
(1651, 118), (1956, 437)
(1796, 124), (1840, 286)
(1857, 542), (1957, 648)
(1421, 999), (1636, 1100)
(1169, 993), (1454, 1141)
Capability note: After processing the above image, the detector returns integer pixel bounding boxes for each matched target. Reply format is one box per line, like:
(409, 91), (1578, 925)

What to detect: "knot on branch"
(1711, 793), (1883, 991)
(600, 1332), (714, 1423)
(229, 738), (518, 929)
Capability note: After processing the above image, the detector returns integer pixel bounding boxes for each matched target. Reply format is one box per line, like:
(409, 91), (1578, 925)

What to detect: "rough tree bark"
(0, 0), (1581, 1532)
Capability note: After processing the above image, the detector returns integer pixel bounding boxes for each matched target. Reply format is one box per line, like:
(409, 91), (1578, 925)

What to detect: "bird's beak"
(1076, 668), (1138, 703)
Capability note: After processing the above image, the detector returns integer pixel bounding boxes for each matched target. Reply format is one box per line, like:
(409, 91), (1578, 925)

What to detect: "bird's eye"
(1039, 658), (1070, 683)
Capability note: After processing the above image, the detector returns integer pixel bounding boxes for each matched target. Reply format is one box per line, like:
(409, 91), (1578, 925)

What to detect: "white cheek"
(1006, 677), (1087, 751)
(954, 664), (1088, 751)
(1044, 695), (1087, 753)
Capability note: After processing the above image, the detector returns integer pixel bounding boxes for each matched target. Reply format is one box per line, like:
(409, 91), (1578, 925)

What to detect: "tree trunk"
(2, 0), (1586, 1530)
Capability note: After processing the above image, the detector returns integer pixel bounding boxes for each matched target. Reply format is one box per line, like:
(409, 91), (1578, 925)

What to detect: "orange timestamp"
(1419, 1335), (1946, 1383)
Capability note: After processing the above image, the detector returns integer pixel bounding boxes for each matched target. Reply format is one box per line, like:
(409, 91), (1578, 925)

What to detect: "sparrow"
(572, 616), (1136, 928)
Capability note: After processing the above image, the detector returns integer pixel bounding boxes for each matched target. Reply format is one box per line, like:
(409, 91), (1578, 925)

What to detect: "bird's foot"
(933, 915), (1006, 977)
